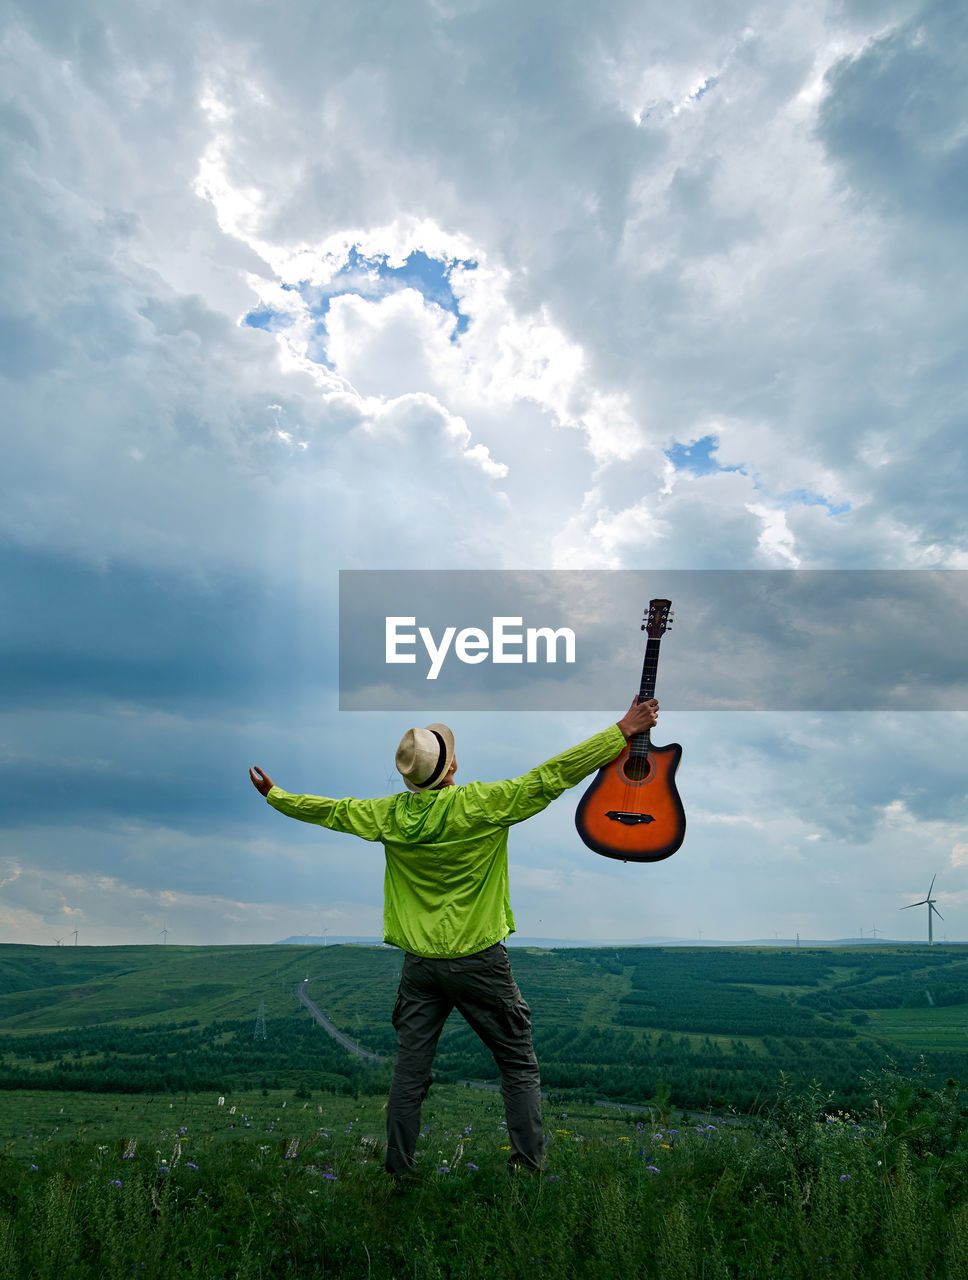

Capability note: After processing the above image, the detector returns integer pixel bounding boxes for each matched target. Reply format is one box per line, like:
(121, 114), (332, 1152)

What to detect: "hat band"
(421, 730), (449, 788)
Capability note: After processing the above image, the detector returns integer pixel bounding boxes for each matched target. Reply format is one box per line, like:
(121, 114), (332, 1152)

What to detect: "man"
(249, 696), (659, 1176)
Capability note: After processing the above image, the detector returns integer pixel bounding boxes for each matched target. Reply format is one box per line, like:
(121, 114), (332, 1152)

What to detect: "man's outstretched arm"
(249, 765), (389, 841)
(458, 699), (661, 828)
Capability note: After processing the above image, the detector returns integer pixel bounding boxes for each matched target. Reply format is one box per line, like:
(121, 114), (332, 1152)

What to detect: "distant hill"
(275, 935), (385, 947)
(1, 941), (967, 1109)
(275, 933), (931, 948)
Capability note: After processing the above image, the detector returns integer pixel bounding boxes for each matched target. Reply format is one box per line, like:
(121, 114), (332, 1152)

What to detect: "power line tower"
(253, 1001), (267, 1041)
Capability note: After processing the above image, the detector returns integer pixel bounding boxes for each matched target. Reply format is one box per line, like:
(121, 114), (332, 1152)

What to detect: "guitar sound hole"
(622, 756), (651, 782)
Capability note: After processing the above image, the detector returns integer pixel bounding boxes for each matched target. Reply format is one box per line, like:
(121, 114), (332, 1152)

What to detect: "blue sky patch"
(242, 247), (477, 360)
(786, 488), (851, 516)
(666, 434), (746, 476)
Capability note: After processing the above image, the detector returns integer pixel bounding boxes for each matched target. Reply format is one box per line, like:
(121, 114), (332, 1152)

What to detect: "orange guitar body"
(575, 742), (685, 862)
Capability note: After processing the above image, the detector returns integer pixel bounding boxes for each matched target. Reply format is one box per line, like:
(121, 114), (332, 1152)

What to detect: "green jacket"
(266, 724), (625, 958)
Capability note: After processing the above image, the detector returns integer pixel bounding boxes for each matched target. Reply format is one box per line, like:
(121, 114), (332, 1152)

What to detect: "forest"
(1, 942), (967, 1114)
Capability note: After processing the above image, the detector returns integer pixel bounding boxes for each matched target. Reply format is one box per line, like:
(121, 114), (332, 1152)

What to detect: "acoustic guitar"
(575, 598), (685, 862)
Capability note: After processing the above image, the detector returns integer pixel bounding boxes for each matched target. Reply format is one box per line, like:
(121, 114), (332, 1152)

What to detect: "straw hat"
(395, 723), (456, 792)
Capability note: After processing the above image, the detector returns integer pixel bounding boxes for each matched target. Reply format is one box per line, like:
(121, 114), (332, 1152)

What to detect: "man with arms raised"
(249, 696), (659, 1177)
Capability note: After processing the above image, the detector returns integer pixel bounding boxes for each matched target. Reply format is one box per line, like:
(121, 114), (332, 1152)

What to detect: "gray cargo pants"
(385, 942), (544, 1175)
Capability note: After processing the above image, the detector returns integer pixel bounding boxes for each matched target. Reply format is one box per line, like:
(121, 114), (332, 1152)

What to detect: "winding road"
(296, 978), (386, 1064)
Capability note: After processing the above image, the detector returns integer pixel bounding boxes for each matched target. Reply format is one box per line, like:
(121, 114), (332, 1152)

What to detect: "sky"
(1, 0), (966, 948)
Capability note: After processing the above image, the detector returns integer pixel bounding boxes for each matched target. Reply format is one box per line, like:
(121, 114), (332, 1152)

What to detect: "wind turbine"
(901, 875), (943, 945)
(71, 929), (79, 945)
(52, 937), (63, 946)
(159, 923), (169, 944)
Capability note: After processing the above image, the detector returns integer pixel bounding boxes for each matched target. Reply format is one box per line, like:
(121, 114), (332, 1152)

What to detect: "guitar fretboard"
(628, 633), (663, 761)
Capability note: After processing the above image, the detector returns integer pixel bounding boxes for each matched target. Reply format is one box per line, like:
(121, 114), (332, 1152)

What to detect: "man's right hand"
(617, 698), (659, 740)
(249, 766), (275, 797)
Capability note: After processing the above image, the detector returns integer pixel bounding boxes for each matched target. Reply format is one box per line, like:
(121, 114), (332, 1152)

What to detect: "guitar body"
(576, 742), (686, 862)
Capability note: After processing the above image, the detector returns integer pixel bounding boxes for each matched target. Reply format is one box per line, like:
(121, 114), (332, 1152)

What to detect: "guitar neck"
(628, 634), (662, 760)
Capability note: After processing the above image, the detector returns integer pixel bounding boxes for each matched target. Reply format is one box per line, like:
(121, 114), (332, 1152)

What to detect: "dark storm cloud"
(0, 544), (336, 714)
(818, 0), (968, 224)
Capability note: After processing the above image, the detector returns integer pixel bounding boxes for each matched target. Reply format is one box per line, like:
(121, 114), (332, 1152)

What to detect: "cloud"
(1, 0), (966, 944)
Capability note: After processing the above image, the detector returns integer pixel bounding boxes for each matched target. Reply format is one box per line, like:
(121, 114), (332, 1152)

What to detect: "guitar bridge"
(605, 810), (655, 826)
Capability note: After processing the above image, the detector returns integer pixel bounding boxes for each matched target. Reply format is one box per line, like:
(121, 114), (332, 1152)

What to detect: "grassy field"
(0, 944), (320, 1032)
(3, 945), (968, 1275)
(2, 1073), (968, 1278)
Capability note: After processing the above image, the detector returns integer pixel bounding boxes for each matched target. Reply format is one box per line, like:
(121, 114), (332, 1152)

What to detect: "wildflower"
(323, 1173), (337, 1180)
(30, 1164), (38, 1171)
(108, 1179), (122, 1188)
(285, 1139), (299, 1159)
(647, 1166), (660, 1174)
(500, 1145), (511, 1151)
(466, 1163), (479, 1170)
(617, 1137), (630, 1142)
(122, 1139), (137, 1159)
(217, 1097), (225, 1107)
(185, 1162), (198, 1171)
(839, 1174), (851, 1182)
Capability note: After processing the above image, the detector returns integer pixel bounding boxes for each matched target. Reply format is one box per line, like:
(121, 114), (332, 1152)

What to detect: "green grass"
(1, 1073), (968, 1278)
(0, 945), (321, 1033)
(5, 945), (968, 1275)
(865, 1005), (968, 1049)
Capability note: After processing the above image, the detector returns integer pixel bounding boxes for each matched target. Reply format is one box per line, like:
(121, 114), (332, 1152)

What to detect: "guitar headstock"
(641, 598), (673, 638)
